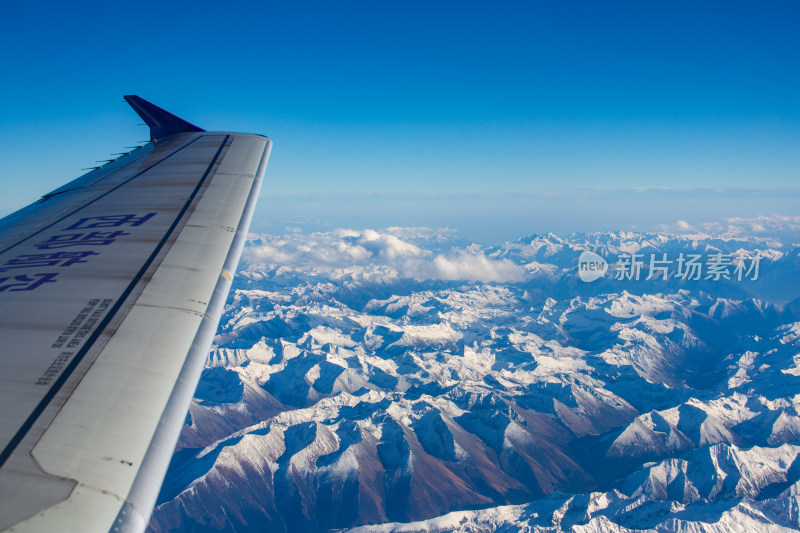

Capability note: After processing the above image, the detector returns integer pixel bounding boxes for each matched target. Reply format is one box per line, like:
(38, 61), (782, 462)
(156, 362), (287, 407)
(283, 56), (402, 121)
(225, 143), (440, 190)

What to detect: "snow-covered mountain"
(148, 216), (800, 532)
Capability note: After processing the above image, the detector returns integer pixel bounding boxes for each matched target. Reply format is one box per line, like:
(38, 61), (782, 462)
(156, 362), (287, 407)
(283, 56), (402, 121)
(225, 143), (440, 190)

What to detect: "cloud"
(655, 220), (696, 233)
(245, 228), (526, 283)
(724, 215), (800, 234)
(435, 253), (525, 282)
(655, 215), (800, 239)
(248, 228), (425, 265)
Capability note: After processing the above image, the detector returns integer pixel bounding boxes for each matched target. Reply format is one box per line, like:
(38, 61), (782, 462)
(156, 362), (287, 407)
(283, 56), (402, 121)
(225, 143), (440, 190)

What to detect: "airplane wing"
(0, 96), (272, 532)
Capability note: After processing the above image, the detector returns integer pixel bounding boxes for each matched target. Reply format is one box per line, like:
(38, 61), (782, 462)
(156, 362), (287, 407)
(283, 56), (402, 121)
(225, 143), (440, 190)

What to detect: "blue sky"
(1, 1), (798, 242)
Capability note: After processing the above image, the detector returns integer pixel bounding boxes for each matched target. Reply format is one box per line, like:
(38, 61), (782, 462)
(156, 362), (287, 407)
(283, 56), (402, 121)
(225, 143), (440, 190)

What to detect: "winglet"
(124, 95), (206, 141)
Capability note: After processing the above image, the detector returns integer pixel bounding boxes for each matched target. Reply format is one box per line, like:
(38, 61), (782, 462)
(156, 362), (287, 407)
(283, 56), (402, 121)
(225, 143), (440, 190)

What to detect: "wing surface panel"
(0, 98), (271, 533)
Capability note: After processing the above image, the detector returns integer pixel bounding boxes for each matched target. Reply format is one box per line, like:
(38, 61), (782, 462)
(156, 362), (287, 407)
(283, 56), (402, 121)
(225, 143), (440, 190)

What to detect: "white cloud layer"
(724, 215), (800, 234)
(246, 228), (526, 283)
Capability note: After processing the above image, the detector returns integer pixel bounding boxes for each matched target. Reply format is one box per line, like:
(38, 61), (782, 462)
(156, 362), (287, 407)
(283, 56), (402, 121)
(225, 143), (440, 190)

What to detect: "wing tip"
(124, 95), (206, 141)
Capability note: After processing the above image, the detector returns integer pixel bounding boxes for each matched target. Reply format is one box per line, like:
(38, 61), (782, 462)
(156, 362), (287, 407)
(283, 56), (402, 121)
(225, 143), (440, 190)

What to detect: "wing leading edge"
(0, 97), (272, 532)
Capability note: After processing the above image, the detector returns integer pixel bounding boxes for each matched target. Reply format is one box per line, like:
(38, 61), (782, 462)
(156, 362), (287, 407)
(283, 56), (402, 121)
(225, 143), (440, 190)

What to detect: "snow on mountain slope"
(353, 442), (800, 532)
(148, 219), (800, 532)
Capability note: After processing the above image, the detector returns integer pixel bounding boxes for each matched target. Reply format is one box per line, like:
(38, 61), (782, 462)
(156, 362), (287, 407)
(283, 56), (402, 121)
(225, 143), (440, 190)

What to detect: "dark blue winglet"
(124, 95), (206, 141)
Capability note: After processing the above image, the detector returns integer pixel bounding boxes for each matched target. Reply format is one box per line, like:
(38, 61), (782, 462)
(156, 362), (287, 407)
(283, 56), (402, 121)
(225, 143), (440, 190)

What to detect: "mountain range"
(148, 216), (800, 532)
